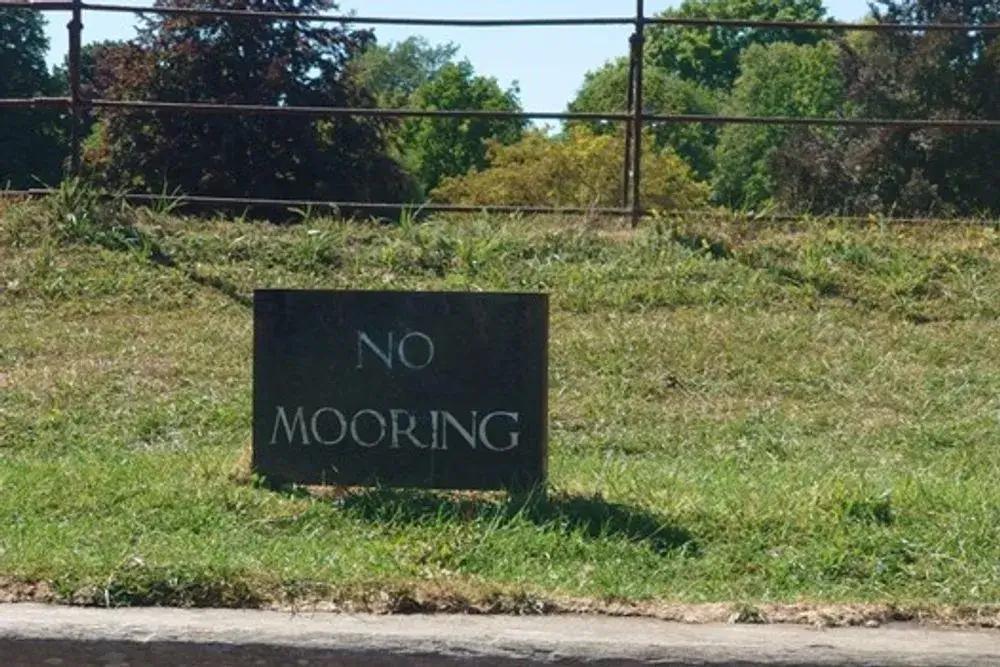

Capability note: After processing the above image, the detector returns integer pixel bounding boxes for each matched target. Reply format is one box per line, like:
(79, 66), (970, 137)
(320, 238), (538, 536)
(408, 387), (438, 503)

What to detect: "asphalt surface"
(1, 603), (999, 666)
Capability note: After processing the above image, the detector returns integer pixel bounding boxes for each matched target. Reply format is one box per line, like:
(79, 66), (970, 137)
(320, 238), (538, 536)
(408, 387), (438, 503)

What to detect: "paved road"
(1, 603), (999, 666)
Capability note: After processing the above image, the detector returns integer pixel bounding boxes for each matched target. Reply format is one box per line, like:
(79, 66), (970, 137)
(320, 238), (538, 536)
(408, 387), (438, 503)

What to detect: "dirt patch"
(0, 578), (57, 605)
(281, 596), (1000, 630)
(6, 574), (990, 631)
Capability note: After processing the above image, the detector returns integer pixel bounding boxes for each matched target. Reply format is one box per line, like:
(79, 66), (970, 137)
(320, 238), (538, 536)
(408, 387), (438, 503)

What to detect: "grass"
(2, 191), (1000, 624)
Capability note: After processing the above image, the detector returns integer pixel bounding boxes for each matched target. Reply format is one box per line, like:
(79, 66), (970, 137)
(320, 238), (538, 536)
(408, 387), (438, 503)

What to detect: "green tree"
(89, 0), (414, 211)
(647, 0), (829, 91)
(567, 57), (720, 179)
(431, 126), (709, 212)
(775, 0), (1000, 216)
(713, 40), (845, 210)
(399, 60), (525, 196)
(351, 36), (459, 108)
(0, 8), (64, 189)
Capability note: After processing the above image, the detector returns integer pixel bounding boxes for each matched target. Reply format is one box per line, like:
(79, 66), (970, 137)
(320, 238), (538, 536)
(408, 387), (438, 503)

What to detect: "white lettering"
(397, 332), (435, 370)
(350, 409), (388, 448)
(356, 330), (435, 371)
(270, 406), (310, 446)
(271, 407), (523, 452)
(441, 410), (478, 450)
(391, 409), (428, 449)
(310, 407), (347, 446)
(357, 331), (393, 370)
(430, 410), (441, 450)
(479, 411), (522, 452)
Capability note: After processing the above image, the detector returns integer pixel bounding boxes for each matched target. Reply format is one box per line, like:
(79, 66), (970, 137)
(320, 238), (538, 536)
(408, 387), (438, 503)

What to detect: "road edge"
(1, 603), (1000, 666)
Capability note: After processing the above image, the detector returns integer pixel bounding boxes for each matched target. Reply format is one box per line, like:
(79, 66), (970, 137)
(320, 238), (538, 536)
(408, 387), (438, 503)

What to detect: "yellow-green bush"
(430, 127), (709, 212)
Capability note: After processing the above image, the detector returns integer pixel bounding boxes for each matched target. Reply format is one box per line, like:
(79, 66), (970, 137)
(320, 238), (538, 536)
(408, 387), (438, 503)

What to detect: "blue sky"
(41, 0), (872, 112)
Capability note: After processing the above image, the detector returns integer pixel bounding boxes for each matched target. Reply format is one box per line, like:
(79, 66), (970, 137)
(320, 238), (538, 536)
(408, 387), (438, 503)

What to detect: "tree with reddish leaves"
(772, 0), (1000, 216)
(89, 0), (415, 214)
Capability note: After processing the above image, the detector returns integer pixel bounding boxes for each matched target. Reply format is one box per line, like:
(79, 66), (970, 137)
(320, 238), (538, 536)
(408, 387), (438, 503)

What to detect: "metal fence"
(2, 0), (1000, 225)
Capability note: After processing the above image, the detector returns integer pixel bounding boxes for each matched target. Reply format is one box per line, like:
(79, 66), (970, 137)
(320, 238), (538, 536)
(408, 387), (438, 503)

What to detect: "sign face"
(252, 290), (548, 491)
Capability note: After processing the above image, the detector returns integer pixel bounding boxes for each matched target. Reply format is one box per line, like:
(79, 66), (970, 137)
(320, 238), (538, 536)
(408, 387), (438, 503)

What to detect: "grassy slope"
(2, 200), (1000, 619)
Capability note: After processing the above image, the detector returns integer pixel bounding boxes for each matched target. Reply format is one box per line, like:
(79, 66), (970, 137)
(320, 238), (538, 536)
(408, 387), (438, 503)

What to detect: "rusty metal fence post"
(630, 0), (646, 228)
(621, 38), (636, 213)
(67, 0), (83, 175)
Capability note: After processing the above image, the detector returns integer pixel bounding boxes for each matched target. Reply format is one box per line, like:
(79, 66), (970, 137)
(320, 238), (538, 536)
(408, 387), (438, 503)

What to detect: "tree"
(349, 38), (526, 198)
(772, 0), (1000, 216)
(0, 8), (64, 189)
(567, 57), (720, 179)
(52, 40), (127, 97)
(50, 40), (127, 162)
(398, 60), (525, 196)
(713, 40), (845, 210)
(351, 36), (459, 108)
(89, 0), (415, 211)
(431, 126), (709, 212)
(647, 0), (829, 91)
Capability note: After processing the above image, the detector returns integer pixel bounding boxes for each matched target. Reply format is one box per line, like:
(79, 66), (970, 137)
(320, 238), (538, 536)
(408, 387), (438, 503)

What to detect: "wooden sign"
(252, 290), (548, 491)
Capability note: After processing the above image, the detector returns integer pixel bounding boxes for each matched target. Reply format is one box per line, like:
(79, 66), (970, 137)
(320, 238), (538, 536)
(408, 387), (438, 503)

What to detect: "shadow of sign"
(335, 488), (699, 558)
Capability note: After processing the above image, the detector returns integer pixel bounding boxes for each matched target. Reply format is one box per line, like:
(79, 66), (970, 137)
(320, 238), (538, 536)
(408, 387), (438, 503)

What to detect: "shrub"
(430, 127), (709, 213)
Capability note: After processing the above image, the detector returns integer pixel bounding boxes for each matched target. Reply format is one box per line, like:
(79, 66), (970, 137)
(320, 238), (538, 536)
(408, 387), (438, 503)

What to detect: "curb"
(2, 603), (999, 666)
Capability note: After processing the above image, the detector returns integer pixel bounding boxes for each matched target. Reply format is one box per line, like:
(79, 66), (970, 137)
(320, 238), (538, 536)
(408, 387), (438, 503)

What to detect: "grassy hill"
(2, 190), (1000, 624)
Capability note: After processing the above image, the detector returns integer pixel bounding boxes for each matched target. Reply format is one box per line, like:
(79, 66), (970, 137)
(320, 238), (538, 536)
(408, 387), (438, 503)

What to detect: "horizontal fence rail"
(4, 97), (1000, 131)
(2, 0), (999, 224)
(0, 189), (633, 217)
(7, 2), (1000, 32)
(6, 188), (998, 228)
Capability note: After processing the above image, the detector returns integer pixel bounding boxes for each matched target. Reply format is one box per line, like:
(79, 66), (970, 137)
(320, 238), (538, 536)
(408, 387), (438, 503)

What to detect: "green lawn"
(2, 196), (1000, 624)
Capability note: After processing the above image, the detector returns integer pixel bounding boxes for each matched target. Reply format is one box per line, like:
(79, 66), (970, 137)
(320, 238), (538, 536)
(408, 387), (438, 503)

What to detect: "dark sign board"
(252, 290), (548, 491)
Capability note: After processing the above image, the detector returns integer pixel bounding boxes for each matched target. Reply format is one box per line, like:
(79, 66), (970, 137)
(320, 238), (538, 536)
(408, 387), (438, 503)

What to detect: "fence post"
(630, 0), (645, 228)
(67, 0), (83, 176)
(622, 35), (637, 211)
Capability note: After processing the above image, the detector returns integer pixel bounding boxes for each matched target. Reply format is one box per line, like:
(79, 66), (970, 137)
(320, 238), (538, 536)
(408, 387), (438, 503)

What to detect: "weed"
(288, 204), (316, 226)
(145, 182), (187, 219)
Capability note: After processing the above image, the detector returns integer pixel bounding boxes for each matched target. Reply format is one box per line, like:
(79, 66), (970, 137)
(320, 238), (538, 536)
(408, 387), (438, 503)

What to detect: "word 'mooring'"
(268, 330), (523, 452)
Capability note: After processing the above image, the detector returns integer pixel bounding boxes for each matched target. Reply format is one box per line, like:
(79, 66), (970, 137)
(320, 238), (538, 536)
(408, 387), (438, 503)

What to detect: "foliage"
(713, 41), (846, 211)
(51, 40), (127, 97)
(397, 60), (525, 197)
(647, 0), (829, 91)
(430, 127), (709, 212)
(351, 36), (459, 108)
(566, 57), (721, 179)
(0, 8), (65, 189)
(86, 0), (415, 213)
(349, 39), (526, 199)
(49, 40), (128, 158)
(52, 39), (129, 138)
(771, 0), (1000, 217)
(5, 0), (997, 220)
